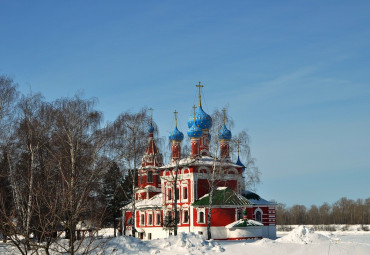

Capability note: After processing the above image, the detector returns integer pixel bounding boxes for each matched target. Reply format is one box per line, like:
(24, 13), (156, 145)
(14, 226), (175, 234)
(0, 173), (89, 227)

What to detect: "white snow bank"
(158, 232), (225, 253)
(90, 232), (224, 254)
(276, 226), (337, 244)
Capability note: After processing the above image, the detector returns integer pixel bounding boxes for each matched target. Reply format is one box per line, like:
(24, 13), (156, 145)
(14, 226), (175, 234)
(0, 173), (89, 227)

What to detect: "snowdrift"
(92, 232), (224, 254)
(276, 226), (336, 244)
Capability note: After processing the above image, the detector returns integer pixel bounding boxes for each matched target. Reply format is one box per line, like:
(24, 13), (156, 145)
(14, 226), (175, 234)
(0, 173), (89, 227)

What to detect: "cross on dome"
(149, 107), (153, 123)
(196, 81), (204, 107)
(174, 110), (178, 127)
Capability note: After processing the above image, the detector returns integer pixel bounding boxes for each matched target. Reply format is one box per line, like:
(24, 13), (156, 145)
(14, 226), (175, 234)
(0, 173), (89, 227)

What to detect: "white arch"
(254, 207), (263, 222)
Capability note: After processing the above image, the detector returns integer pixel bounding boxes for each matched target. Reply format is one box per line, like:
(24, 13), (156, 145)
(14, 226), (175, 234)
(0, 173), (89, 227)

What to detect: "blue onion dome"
(148, 123), (155, 133)
(187, 122), (203, 138)
(236, 156), (246, 172)
(187, 106), (212, 130)
(169, 126), (184, 141)
(219, 124), (232, 140)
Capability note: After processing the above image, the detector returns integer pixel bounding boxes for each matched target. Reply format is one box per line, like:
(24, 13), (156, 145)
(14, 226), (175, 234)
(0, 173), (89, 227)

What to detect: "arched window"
(256, 211), (262, 222)
(140, 214), (145, 225)
(148, 214), (153, 225)
(183, 187), (188, 200)
(168, 188), (172, 200)
(156, 213), (161, 225)
(147, 171), (153, 183)
(199, 211), (204, 223)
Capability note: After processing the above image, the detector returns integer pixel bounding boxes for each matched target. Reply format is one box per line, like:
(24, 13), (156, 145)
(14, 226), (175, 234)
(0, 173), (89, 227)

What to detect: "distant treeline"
(276, 197), (370, 225)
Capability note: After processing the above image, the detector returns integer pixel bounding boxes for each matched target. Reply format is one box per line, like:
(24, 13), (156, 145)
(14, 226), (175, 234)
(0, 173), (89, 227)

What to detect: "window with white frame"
(148, 213), (153, 225)
(167, 188), (172, 201)
(183, 210), (189, 223)
(255, 209), (262, 222)
(140, 213), (145, 226)
(183, 187), (188, 200)
(147, 171), (153, 183)
(155, 212), (161, 226)
(197, 209), (205, 223)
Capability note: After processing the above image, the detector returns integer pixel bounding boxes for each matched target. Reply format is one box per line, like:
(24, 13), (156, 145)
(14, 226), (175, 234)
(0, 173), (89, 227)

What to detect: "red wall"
(193, 208), (236, 227)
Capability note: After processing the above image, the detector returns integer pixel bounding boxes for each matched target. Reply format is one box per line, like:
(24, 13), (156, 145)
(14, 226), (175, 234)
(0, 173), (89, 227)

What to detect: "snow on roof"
(160, 155), (242, 169)
(248, 197), (276, 205)
(136, 185), (161, 192)
(225, 219), (263, 228)
(242, 190), (276, 205)
(122, 193), (163, 210)
(135, 193), (163, 209)
(217, 187), (228, 190)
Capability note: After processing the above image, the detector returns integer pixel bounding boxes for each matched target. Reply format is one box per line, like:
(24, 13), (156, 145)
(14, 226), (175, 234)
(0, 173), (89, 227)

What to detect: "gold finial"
(192, 105), (197, 122)
(196, 81), (204, 107)
(174, 110), (178, 127)
(222, 108), (226, 125)
(236, 139), (241, 156)
(149, 107), (153, 123)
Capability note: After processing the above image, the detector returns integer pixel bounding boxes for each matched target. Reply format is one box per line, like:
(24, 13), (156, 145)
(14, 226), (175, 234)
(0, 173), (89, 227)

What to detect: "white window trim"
(139, 212), (145, 226)
(197, 208), (205, 224)
(254, 208), (263, 222)
(167, 187), (173, 201)
(155, 212), (161, 226)
(147, 211), (153, 226)
(182, 209), (189, 224)
(182, 186), (189, 201)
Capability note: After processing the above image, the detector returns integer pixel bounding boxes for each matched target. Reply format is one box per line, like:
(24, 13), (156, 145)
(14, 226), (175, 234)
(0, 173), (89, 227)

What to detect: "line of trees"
(0, 75), (150, 254)
(276, 197), (370, 225)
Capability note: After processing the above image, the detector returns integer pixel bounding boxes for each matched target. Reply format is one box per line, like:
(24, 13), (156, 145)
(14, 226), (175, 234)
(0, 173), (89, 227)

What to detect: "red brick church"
(122, 85), (276, 240)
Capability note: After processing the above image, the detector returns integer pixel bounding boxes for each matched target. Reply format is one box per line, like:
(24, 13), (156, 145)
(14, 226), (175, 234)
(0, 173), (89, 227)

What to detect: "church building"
(122, 84), (276, 240)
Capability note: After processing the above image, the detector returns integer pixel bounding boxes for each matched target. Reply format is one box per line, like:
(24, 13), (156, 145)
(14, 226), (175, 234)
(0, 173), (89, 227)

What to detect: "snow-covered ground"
(1, 226), (370, 254)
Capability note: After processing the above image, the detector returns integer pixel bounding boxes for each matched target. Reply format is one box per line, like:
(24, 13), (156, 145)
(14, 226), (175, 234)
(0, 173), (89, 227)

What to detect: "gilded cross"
(149, 107), (153, 123)
(196, 81), (204, 107)
(174, 110), (178, 126)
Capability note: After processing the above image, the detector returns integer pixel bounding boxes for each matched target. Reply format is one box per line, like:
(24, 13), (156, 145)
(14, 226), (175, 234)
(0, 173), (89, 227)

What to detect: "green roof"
(193, 187), (253, 206)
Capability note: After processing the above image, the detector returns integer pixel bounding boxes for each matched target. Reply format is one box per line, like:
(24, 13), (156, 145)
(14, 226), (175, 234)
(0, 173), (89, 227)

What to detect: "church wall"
(193, 207), (237, 227)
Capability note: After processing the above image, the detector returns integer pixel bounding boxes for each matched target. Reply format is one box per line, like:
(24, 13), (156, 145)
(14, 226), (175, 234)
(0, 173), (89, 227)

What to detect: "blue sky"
(1, 0), (369, 207)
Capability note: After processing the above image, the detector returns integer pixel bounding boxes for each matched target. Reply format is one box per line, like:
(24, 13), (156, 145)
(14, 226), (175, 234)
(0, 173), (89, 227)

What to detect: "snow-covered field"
(1, 226), (370, 254)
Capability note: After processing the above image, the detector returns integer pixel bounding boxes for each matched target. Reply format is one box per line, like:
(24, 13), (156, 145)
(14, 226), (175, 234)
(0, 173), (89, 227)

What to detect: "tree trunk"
(173, 164), (179, 236)
(25, 147), (35, 250)
(207, 188), (213, 240)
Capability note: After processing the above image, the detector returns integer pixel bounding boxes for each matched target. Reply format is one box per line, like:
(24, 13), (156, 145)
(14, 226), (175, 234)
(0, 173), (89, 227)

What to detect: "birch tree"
(205, 107), (260, 240)
(0, 75), (18, 243)
(48, 96), (108, 254)
(107, 109), (151, 236)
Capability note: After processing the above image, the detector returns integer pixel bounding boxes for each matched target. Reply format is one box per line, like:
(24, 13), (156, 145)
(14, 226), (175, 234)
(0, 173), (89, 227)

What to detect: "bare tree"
(202, 107), (261, 240)
(0, 75), (18, 243)
(45, 95), (109, 254)
(107, 109), (151, 237)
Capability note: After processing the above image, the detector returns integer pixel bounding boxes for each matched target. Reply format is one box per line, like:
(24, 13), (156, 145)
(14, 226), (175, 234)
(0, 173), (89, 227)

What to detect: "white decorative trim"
(254, 207), (263, 222)
(197, 208), (206, 224)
